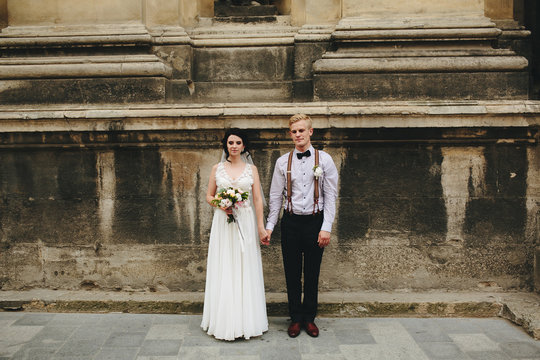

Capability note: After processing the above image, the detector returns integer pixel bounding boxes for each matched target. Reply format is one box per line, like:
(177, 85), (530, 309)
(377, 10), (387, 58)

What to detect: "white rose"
(236, 194), (242, 202)
(313, 166), (323, 178)
(220, 199), (232, 208)
(227, 189), (235, 196)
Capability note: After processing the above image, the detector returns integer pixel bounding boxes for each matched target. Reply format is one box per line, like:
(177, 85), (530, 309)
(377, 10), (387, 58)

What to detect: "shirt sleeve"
(266, 157), (286, 231)
(321, 153), (339, 232)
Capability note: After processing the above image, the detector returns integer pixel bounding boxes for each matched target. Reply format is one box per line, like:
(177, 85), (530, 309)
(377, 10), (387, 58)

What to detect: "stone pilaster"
(186, 17), (298, 102)
(293, 25), (333, 101)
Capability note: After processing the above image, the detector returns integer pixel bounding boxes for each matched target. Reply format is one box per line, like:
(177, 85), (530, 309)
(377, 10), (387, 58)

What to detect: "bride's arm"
(251, 165), (268, 244)
(206, 164), (219, 206)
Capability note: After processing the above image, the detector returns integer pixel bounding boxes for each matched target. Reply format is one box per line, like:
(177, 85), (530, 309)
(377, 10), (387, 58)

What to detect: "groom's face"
(289, 120), (313, 151)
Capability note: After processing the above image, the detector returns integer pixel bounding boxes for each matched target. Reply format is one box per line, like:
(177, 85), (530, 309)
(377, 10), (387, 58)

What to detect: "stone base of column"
(313, 15), (530, 101)
(187, 18), (297, 102)
(0, 25), (176, 104)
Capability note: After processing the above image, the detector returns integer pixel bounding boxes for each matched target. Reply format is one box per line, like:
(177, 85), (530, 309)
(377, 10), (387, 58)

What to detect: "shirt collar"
(293, 145), (314, 155)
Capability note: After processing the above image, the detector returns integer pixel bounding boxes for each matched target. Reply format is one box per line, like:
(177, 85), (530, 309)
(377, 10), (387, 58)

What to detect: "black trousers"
(280, 211), (324, 323)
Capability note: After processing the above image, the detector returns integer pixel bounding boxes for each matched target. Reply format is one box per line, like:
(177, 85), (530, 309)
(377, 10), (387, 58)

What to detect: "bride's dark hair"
(221, 129), (251, 161)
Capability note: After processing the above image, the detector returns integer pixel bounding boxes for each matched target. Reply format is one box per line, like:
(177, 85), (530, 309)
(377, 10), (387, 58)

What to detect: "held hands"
(260, 228), (271, 246)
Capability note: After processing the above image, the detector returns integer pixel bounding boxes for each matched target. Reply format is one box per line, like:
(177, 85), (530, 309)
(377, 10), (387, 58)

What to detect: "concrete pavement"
(1, 312), (539, 360)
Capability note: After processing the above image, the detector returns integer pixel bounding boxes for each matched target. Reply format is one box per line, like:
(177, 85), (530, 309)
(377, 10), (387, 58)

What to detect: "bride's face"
(227, 135), (244, 157)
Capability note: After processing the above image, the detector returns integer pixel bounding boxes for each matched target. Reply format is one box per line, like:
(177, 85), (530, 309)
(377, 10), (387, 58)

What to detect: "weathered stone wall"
(0, 1), (539, 295)
(0, 104), (538, 293)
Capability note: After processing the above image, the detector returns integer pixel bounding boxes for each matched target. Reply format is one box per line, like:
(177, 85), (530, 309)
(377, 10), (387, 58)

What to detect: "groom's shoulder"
(276, 151), (292, 163)
(316, 149), (333, 160)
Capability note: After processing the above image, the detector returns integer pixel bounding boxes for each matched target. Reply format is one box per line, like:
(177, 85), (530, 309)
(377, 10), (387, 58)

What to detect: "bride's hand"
(220, 206), (233, 215)
(258, 228), (269, 245)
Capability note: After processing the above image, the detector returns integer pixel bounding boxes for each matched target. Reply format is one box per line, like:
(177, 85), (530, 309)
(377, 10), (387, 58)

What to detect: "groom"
(264, 114), (338, 338)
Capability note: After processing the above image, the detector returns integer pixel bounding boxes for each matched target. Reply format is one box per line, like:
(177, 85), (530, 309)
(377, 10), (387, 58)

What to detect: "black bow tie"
(297, 150), (311, 159)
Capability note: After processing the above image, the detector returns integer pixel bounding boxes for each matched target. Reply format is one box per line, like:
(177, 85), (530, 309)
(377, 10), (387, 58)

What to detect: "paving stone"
(11, 347), (58, 360)
(340, 344), (430, 360)
(259, 343), (301, 360)
(301, 355), (347, 360)
(69, 325), (111, 342)
(298, 330), (341, 354)
(12, 314), (54, 326)
(145, 324), (188, 340)
(137, 339), (181, 357)
(466, 350), (512, 360)
(450, 333), (502, 352)
(54, 339), (104, 357)
(416, 342), (470, 360)
(24, 325), (77, 348)
(177, 345), (220, 360)
(399, 319), (453, 343)
(94, 347), (139, 360)
(499, 342), (540, 358)
(152, 314), (191, 325)
(104, 332), (147, 347)
(333, 328), (376, 344)
(46, 313), (88, 327)
(434, 318), (485, 334)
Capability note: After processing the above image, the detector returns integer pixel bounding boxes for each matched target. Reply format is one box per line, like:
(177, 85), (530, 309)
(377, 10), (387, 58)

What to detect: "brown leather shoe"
(304, 322), (319, 337)
(287, 322), (301, 338)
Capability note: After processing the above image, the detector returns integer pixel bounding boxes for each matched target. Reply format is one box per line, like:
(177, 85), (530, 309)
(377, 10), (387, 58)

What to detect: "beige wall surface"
(343, 0), (484, 17)
(8, 0), (142, 26)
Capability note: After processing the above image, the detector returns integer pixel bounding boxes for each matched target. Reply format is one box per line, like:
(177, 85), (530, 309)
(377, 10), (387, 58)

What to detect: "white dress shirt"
(266, 146), (338, 233)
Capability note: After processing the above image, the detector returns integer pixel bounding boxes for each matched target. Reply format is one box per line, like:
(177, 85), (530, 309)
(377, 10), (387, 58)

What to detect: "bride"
(201, 129), (269, 341)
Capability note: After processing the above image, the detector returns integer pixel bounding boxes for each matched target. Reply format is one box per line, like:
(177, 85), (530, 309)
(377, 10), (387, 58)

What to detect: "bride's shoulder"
(211, 163), (223, 172)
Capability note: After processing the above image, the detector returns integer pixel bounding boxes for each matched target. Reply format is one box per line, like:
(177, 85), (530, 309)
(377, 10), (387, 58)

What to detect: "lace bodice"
(216, 162), (254, 198)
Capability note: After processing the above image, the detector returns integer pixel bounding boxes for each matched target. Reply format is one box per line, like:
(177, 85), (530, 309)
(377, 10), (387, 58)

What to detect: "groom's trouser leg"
(281, 213), (303, 323)
(302, 213), (324, 323)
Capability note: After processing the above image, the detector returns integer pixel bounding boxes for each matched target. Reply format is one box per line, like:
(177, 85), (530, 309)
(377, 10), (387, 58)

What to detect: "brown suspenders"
(286, 149), (320, 214)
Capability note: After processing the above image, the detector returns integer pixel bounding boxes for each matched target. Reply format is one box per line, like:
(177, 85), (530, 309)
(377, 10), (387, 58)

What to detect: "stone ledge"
(313, 56), (528, 73)
(0, 101), (538, 133)
(0, 290), (538, 339)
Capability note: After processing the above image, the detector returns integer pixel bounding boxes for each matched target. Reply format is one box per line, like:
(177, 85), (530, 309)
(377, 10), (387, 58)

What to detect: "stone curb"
(1, 290), (539, 339)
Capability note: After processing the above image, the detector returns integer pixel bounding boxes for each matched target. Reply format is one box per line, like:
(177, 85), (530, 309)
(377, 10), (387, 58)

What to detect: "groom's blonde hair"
(289, 114), (312, 129)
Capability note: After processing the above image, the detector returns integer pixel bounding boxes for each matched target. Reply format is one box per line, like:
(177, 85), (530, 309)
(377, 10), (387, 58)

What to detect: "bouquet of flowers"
(212, 187), (249, 223)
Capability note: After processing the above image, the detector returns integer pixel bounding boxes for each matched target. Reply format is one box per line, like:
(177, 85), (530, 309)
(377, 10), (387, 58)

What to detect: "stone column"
(485, 0), (514, 20)
(0, 0), (175, 104)
(291, 0), (340, 26)
(144, 0), (192, 102)
(199, 0), (213, 17)
(312, 0), (529, 101)
(0, 0), (7, 29)
(7, 0), (142, 26)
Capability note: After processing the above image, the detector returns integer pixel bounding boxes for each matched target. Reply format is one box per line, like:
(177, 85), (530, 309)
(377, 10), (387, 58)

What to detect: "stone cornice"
(0, 101), (538, 133)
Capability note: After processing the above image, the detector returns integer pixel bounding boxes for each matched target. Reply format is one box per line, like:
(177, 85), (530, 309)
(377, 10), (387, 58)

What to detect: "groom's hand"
(318, 230), (330, 248)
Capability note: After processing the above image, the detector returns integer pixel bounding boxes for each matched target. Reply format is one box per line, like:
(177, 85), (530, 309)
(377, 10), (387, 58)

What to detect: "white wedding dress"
(201, 162), (268, 341)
